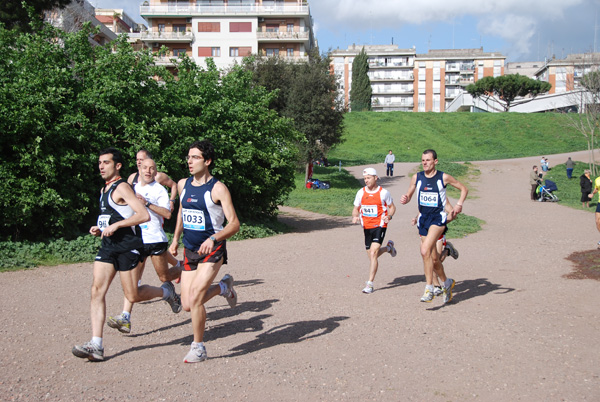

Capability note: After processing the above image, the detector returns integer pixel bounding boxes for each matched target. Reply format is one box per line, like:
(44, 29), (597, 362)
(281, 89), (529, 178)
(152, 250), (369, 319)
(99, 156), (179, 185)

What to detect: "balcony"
(140, 4), (310, 17)
(257, 30), (310, 42)
(369, 61), (413, 68)
(370, 74), (414, 82)
(141, 31), (193, 42)
(371, 88), (414, 95)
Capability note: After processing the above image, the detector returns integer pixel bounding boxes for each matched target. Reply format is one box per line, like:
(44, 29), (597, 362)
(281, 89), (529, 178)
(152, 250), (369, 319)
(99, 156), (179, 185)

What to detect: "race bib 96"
(97, 215), (110, 232)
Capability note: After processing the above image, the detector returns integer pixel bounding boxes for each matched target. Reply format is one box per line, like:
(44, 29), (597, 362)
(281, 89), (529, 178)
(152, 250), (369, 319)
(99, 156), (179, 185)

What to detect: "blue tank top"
(416, 170), (446, 216)
(180, 177), (225, 250)
(97, 180), (143, 251)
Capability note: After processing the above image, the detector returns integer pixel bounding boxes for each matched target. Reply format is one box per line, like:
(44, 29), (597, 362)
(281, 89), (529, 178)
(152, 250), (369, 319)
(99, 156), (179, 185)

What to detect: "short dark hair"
(189, 140), (215, 169)
(99, 147), (124, 169)
(423, 149), (437, 159)
(138, 148), (153, 159)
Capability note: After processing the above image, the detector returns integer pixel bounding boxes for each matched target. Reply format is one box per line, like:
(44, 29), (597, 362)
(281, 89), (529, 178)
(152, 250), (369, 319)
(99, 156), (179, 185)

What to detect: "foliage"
(0, 22), (300, 241)
(243, 52), (345, 164)
(0, 0), (71, 31)
(466, 74), (551, 111)
(350, 47), (372, 112)
(328, 112), (587, 165)
(0, 235), (101, 271)
(562, 69), (600, 176)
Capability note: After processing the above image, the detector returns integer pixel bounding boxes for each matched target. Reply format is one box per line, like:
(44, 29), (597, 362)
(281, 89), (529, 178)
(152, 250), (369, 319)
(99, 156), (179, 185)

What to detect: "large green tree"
(466, 74), (551, 111)
(0, 21), (300, 241)
(350, 47), (371, 112)
(244, 51), (345, 179)
(1, 0), (72, 31)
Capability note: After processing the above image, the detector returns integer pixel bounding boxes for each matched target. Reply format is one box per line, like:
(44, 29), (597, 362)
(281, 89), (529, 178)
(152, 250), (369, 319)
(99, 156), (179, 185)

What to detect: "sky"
(90, 0), (600, 62)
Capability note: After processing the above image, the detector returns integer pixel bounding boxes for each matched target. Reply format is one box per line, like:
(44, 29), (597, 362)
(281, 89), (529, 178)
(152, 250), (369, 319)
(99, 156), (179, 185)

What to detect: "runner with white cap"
(352, 167), (397, 294)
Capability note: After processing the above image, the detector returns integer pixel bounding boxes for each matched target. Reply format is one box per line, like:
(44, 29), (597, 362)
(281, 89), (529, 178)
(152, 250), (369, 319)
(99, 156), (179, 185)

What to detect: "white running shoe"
(362, 282), (374, 294)
(445, 241), (459, 260)
(420, 288), (434, 302)
(183, 344), (207, 363)
(433, 286), (443, 297)
(220, 274), (237, 308)
(387, 240), (397, 257)
(443, 278), (456, 304)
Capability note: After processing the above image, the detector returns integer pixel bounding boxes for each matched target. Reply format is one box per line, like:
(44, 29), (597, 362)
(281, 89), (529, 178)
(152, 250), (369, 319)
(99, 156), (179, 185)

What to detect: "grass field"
(328, 112), (586, 166)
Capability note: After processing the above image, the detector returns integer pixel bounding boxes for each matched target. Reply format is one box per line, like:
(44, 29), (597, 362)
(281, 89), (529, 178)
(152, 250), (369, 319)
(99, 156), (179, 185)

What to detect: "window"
(198, 22), (220, 32)
(230, 47), (239, 57)
(229, 47), (252, 57)
(287, 24), (294, 32)
(230, 22), (252, 32)
(173, 24), (186, 32)
(266, 24), (278, 32)
(211, 47), (220, 57)
(419, 66), (426, 81)
(158, 24), (165, 32)
(266, 48), (279, 56)
(287, 48), (294, 57)
(198, 47), (211, 57)
(173, 48), (186, 57)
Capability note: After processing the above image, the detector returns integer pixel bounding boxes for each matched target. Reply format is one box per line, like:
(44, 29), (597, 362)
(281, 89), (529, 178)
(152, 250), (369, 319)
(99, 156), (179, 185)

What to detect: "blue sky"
(91, 0), (600, 62)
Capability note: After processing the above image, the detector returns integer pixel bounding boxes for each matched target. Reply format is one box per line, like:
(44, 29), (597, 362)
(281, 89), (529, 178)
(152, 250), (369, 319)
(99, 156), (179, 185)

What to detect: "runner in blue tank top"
(400, 149), (468, 304)
(169, 140), (240, 363)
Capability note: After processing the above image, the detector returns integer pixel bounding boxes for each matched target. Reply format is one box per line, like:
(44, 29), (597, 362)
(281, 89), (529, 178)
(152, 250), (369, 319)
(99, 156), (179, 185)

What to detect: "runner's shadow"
(427, 278), (515, 310)
(379, 275), (424, 291)
(107, 313), (274, 360)
(216, 316), (350, 359)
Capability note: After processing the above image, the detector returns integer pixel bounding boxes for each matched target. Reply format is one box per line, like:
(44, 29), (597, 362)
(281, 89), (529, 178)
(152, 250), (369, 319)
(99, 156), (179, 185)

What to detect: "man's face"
(421, 152), (437, 173)
(389, 151), (393, 154)
(363, 174), (377, 188)
(98, 153), (119, 181)
(140, 159), (157, 185)
(136, 151), (149, 171)
(187, 148), (210, 176)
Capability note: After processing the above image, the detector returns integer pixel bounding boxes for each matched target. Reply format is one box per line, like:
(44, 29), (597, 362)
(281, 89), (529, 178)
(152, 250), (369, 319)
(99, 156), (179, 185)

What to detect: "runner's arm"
(384, 202), (396, 224)
(444, 173), (468, 216)
(168, 179), (186, 257)
(400, 174), (417, 204)
(102, 182), (150, 238)
(352, 205), (361, 224)
(157, 172), (178, 211)
(197, 182), (240, 255)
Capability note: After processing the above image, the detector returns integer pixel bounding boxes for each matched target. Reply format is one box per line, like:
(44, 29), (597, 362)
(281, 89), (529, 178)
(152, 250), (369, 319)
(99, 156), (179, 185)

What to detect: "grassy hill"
(328, 112), (587, 165)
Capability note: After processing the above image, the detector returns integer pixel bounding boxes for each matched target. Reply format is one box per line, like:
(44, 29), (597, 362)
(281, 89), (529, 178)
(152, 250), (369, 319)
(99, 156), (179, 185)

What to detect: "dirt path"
(1, 151), (599, 401)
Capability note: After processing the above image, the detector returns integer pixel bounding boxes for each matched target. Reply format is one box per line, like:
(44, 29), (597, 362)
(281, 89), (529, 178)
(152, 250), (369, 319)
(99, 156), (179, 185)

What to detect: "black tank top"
(97, 180), (143, 252)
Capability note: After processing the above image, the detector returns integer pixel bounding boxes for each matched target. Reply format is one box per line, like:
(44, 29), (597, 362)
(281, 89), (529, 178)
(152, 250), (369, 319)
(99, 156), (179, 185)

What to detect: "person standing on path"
(169, 140), (240, 363)
(580, 169), (593, 208)
(352, 167), (397, 294)
(566, 157), (575, 179)
(530, 165), (542, 201)
(106, 157), (183, 334)
(72, 148), (180, 362)
(399, 149), (468, 304)
(384, 150), (395, 177)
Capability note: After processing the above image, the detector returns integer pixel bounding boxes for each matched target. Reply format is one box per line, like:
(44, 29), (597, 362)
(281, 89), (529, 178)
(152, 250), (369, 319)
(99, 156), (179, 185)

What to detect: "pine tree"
(350, 47), (372, 112)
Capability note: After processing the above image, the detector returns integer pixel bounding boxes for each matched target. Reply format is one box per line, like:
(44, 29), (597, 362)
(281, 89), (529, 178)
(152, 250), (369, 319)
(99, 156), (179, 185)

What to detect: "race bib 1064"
(419, 192), (439, 207)
(361, 205), (377, 217)
(182, 208), (205, 231)
(97, 214), (110, 232)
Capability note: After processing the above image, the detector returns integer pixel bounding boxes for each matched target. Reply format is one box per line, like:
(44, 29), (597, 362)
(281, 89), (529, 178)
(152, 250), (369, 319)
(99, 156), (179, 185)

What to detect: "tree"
(466, 74), (551, 112)
(244, 51), (345, 181)
(0, 21), (301, 240)
(0, 0), (72, 31)
(350, 47), (371, 112)
(563, 69), (600, 176)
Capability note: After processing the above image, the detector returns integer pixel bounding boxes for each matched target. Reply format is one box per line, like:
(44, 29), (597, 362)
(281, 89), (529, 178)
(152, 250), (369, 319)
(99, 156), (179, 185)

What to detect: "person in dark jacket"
(580, 169), (593, 208)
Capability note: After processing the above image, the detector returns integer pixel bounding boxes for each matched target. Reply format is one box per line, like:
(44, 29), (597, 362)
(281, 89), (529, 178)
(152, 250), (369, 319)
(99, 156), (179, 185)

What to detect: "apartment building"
(534, 53), (600, 94)
(415, 48), (505, 112)
(139, 0), (315, 70)
(331, 44), (416, 112)
(331, 46), (505, 112)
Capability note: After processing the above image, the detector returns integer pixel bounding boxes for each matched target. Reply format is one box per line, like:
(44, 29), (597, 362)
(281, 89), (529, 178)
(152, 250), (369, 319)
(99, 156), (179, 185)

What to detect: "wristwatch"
(145, 201), (150, 208)
(209, 235), (217, 242)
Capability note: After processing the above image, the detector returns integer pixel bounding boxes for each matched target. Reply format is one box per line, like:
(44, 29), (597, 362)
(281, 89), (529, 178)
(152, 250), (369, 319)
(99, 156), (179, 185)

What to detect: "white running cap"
(363, 167), (378, 177)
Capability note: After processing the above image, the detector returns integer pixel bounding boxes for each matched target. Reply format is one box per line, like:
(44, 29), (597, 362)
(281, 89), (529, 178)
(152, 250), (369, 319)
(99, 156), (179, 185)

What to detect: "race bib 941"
(183, 208), (205, 231)
(361, 205), (377, 217)
(419, 192), (439, 207)
(97, 215), (110, 232)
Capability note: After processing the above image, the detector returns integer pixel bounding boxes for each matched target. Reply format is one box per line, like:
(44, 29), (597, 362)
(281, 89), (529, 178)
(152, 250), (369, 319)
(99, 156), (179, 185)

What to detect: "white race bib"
(419, 192), (439, 207)
(361, 205), (377, 217)
(97, 214), (110, 232)
(182, 208), (205, 231)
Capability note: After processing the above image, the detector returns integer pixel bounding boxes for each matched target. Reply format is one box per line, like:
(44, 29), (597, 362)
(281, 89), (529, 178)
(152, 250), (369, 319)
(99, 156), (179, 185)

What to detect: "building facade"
(534, 53), (600, 94)
(332, 46), (506, 112)
(139, 0), (315, 69)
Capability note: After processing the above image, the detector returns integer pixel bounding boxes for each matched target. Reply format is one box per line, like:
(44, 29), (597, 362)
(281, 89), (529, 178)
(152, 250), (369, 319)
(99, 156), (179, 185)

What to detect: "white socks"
(91, 337), (103, 348)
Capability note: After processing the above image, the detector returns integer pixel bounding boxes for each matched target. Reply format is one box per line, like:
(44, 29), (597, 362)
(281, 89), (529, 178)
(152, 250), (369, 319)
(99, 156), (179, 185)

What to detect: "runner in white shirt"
(107, 158), (183, 334)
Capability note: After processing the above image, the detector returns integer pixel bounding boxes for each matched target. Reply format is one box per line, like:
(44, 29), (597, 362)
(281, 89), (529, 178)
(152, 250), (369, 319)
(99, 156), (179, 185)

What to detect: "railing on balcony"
(141, 31), (194, 41)
(140, 4), (310, 16)
(256, 30), (310, 40)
